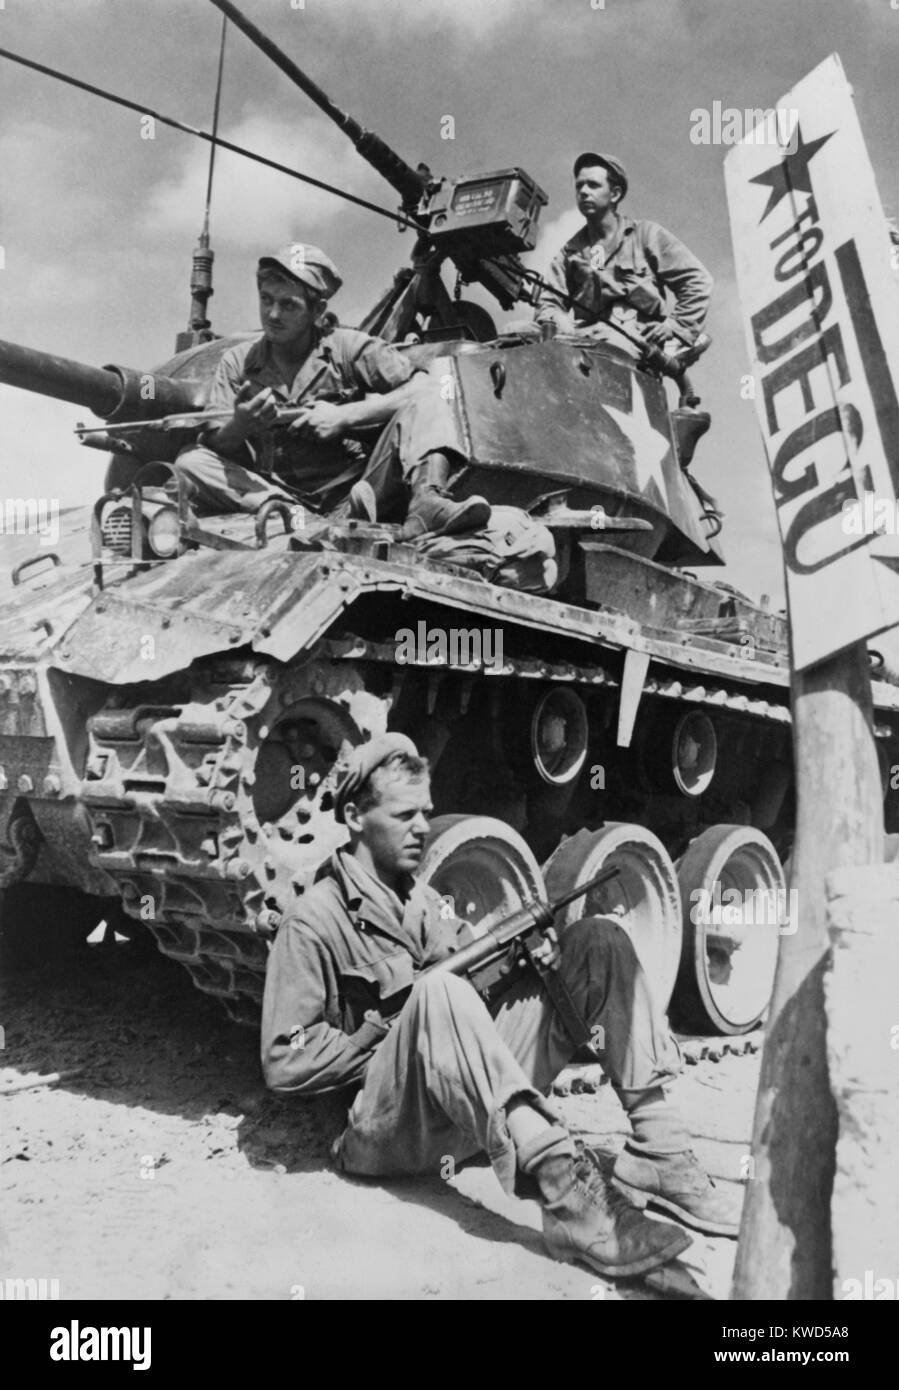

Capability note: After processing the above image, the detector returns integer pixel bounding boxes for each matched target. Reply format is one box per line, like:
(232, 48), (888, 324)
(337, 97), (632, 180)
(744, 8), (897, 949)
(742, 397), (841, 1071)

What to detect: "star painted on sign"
(749, 125), (835, 222)
(604, 378), (670, 506)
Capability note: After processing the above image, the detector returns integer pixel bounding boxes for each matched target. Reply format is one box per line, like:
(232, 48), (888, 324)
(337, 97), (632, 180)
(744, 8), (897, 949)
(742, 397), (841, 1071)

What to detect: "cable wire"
(202, 14), (228, 237)
(0, 45), (427, 234)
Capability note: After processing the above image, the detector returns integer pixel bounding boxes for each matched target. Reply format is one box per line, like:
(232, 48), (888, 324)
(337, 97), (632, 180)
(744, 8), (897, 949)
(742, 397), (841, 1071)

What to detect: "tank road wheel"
(542, 825), (683, 1010)
(672, 825), (785, 1036)
(418, 815), (545, 935)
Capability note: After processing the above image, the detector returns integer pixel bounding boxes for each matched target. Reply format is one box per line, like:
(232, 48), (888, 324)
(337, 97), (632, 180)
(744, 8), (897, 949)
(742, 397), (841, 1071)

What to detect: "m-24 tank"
(2, 3), (898, 1042)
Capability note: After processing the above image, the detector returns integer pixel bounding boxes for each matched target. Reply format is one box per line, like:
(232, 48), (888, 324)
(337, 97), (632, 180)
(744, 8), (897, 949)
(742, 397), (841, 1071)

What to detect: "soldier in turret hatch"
(174, 243), (489, 539)
(534, 154), (713, 358)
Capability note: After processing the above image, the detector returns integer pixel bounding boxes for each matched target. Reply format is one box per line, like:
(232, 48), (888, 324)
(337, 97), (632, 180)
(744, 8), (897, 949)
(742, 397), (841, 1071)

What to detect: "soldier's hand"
(287, 400), (347, 441)
(233, 383), (280, 436)
(530, 926), (561, 972)
(642, 318), (680, 348)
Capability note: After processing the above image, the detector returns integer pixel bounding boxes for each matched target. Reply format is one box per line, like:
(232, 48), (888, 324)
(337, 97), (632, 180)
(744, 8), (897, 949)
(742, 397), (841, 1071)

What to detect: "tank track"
(80, 653), (390, 1024)
(76, 628), (864, 1030)
(551, 1030), (764, 1094)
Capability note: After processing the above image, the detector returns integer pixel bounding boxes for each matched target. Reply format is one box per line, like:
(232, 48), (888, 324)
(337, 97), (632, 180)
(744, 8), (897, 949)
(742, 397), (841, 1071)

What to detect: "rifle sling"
(530, 956), (602, 1060)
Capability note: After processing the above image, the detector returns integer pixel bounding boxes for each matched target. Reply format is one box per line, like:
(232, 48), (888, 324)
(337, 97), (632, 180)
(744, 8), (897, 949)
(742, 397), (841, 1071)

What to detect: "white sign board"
(725, 54), (899, 671)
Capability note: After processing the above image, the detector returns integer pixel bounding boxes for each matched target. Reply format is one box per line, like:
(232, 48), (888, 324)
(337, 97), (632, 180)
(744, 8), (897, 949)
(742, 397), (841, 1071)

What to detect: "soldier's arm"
(642, 221), (713, 343)
(200, 349), (277, 455)
(339, 372), (425, 428)
(261, 919), (381, 1095)
(535, 249), (575, 328)
(289, 333), (426, 440)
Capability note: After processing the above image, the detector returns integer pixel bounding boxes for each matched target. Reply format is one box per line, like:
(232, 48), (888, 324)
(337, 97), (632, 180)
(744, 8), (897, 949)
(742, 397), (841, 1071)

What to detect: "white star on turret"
(604, 378), (671, 506)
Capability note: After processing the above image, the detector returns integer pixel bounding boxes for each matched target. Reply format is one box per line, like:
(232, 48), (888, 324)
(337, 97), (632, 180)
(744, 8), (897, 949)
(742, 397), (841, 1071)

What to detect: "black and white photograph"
(1, 0), (897, 1336)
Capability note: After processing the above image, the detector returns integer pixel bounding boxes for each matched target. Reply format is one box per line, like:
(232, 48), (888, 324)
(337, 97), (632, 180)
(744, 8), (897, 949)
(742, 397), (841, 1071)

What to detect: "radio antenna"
(177, 13), (228, 351)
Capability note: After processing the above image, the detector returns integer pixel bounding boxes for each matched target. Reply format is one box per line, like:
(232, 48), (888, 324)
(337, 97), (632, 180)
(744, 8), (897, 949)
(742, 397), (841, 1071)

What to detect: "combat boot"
(400, 452), (490, 540)
(612, 1146), (741, 1238)
(521, 1132), (691, 1278)
(614, 1084), (740, 1237)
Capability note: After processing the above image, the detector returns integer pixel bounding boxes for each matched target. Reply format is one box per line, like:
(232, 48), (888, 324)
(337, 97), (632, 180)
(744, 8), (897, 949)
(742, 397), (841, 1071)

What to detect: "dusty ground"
(0, 933), (757, 1301)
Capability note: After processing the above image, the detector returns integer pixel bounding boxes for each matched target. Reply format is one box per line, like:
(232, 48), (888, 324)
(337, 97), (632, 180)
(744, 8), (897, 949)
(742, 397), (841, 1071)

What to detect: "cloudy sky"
(2, 0), (899, 616)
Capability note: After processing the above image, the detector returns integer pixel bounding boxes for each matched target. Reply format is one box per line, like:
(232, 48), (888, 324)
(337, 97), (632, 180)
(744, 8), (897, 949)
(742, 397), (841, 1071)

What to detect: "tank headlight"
(146, 506), (181, 558)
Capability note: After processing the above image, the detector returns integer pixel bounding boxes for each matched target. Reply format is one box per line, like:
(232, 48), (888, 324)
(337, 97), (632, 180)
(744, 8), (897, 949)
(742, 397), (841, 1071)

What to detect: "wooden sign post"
(725, 54), (897, 1299)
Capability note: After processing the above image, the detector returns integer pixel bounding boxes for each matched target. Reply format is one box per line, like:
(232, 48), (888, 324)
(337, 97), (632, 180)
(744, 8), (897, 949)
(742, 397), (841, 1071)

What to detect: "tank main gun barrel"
(0, 340), (122, 417)
(0, 337), (203, 423)
(208, 0), (427, 211)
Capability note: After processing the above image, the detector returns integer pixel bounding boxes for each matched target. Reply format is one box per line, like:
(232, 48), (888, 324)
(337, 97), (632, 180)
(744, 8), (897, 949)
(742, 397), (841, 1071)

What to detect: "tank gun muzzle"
(0, 337), (204, 422)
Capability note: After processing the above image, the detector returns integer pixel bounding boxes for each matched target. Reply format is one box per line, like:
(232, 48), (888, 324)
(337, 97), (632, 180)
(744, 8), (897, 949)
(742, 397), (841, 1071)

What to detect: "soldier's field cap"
(573, 152), (628, 196)
(257, 243), (343, 299)
(334, 732), (421, 822)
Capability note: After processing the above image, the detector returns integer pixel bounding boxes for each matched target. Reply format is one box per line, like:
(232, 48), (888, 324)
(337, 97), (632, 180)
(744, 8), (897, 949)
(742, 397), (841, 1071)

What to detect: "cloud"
(1, 259), (103, 319)
(0, 388), (107, 512)
(294, 0), (538, 39)
(0, 120), (106, 269)
(145, 110), (390, 248)
(0, 121), (103, 229)
(0, 121), (108, 317)
(527, 207), (582, 279)
(850, 0), (899, 31)
(299, 0), (677, 42)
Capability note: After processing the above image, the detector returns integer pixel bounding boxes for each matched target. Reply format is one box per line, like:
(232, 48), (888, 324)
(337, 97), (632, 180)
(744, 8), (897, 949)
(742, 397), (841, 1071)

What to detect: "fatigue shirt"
(535, 217), (713, 345)
(206, 327), (421, 498)
(261, 850), (466, 1096)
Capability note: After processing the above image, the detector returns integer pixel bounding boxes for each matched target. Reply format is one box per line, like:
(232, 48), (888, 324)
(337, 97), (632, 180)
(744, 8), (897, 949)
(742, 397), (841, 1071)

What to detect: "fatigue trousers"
(173, 442), (297, 515)
(174, 379), (468, 517)
(339, 917), (683, 1195)
(353, 376), (471, 521)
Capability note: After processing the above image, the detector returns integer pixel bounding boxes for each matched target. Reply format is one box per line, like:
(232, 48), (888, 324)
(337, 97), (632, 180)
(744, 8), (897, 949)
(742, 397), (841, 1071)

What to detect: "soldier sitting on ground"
(260, 733), (740, 1280)
(175, 242), (489, 539)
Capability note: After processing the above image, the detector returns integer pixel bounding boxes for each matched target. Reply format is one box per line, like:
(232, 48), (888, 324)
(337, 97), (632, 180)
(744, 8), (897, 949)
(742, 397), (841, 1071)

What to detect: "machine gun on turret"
(209, 0), (547, 342)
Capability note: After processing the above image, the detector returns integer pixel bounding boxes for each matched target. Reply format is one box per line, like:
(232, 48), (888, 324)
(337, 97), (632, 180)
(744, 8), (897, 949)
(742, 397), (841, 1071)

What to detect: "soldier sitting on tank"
(533, 153), (713, 360)
(174, 243), (489, 539)
(261, 733), (740, 1281)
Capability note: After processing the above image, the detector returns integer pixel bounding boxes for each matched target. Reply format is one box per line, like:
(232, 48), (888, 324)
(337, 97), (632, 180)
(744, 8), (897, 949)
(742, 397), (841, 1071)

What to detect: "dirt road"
(1, 934), (756, 1301)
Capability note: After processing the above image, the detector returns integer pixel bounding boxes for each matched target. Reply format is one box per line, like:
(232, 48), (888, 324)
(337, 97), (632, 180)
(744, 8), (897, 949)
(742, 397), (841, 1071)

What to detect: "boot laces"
(572, 1143), (634, 1218)
(679, 1148), (715, 1193)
